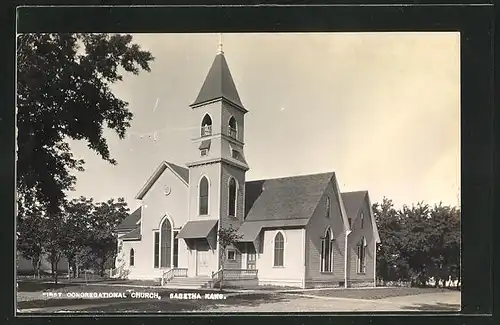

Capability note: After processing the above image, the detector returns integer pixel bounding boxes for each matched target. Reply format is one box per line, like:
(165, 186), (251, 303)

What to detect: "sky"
(67, 32), (460, 211)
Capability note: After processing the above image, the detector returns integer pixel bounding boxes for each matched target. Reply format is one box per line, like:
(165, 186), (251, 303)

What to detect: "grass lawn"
(17, 280), (263, 312)
(286, 287), (459, 300)
(17, 280), (460, 313)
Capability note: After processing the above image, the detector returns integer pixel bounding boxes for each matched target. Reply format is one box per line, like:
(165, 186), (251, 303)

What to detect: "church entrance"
(196, 241), (212, 276)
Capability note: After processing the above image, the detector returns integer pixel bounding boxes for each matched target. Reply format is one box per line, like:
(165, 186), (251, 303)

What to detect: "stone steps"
(163, 276), (212, 289)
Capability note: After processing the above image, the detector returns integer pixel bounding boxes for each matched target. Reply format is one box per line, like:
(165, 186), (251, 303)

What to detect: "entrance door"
(247, 244), (256, 270)
(196, 241), (211, 276)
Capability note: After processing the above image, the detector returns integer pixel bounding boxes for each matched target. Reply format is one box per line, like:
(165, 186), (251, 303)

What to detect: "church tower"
(186, 39), (249, 232)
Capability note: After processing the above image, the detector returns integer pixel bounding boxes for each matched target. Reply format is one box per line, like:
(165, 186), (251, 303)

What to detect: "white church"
(113, 43), (381, 289)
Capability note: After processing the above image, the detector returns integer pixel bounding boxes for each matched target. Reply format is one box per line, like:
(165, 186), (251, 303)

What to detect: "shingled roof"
(244, 172), (335, 222)
(166, 162), (189, 184)
(190, 53), (245, 110)
(116, 207), (142, 232)
(120, 227), (141, 241)
(341, 191), (368, 219)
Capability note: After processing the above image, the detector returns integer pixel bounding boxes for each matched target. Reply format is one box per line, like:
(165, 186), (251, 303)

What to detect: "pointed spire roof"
(190, 52), (245, 111)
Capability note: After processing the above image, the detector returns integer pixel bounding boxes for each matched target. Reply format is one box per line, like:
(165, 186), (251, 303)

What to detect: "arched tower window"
(160, 218), (172, 268)
(321, 228), (334, 272)
(228, 178), (237, 217)
(273, 232), (285, 267)
(201, 114), (212, 137)
(228, 116), (237, 138)
(129, 248), (135, 266)
(199, 176), (209, 215)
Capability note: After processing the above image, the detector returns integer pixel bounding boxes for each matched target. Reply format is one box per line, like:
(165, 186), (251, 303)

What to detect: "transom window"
(321, 228), (334, 272)
(201, 114), (212, 137)
(199, 176), (209, 215)
(129, 248), (135, 266)
(228, 116), (237, 138)
(273, 232), (284, 267)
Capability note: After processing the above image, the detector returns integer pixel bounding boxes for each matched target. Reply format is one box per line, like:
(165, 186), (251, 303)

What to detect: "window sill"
(320, 271), (333, 274)
(272, 266), (285, 268)
(357, 272), (366, 275)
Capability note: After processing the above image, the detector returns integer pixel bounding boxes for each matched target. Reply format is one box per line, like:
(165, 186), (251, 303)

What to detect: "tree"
(217, 226), (242, 290)
(86, 198), (129, 276)
(43, 211), (66, 284)
(373, 197), (408, 283)
(59, 197), (96, 278)
(16, 33), (154, 213)
(17, 192), (46, 278)
(426, 203), (460, 287)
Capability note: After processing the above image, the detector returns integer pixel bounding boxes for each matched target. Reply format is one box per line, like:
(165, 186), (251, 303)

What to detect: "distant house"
(114, 47), (381, 288)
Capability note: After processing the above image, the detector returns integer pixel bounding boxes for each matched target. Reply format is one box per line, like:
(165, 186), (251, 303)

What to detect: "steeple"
(190, 40), (246, 111)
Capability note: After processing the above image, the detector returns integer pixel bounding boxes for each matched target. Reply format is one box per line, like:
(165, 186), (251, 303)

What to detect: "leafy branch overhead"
(16, 33), (154, 211)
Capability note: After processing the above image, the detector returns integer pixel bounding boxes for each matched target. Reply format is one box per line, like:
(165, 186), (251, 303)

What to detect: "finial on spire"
(217, 33), (224, 54)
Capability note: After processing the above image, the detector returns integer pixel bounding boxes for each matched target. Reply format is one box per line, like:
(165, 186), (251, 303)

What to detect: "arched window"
(357, 237), (367, 274)
(228, 116), (237, 138)
(326, 196), (331, 218)
(199, 176), (209, 215)
(273, 232), (284, 267)
(228, 178), (237, 217)
(129, 248), (135, 266)
(201, 114), (212, 137)
(160, 218), (172, 268)
(321, 228), (334, 272)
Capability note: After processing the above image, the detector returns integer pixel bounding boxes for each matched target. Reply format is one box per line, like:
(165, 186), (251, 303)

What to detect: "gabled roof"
(120, 227), (141, 241)
(190, 53), (245, 110)
(116, 207), (142, 232)
(135, 161), (189, 200)
(341, 191), (368, 219)
(244, 172), (335, 222)
(341, 190), (381, 243)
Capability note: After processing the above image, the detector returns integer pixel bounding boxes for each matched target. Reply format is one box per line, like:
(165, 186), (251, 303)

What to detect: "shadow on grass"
(18, 293), (292, 313)
(401, 302), (460, 311)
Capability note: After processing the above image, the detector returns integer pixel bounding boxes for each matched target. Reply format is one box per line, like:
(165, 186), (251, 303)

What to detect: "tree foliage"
(16, 33), (154, 213)
(373, 199), (460, 287)
(217, 226), (242, 290)
(17, 196), (129, 281)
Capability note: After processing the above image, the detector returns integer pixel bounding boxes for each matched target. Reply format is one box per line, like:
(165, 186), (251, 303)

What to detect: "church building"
(114, 43), (381, 289)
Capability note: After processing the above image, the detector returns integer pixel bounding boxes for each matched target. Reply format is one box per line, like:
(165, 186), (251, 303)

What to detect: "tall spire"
(190, 35), (246, 111)
(217, 33), (224, 55)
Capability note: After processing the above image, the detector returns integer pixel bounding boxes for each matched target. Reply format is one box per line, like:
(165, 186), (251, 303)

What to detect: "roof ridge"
(246, 171), (335, 183)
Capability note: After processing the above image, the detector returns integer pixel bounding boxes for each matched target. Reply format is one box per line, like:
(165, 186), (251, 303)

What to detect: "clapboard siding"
(346, 195), (375, 286)
(224, 244), (242, 269)
(305, 179), (346, 283)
